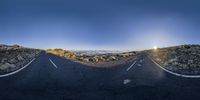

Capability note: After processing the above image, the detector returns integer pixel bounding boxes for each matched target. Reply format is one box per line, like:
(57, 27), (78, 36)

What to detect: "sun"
(153, 46), (158, 50)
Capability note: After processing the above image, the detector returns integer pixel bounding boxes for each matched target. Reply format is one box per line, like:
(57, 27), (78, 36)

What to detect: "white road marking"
(0, 58), (36, 78)
(49, 58), (58, 68)
(140, 59), (143, 63)
(137, 63), (142, 66)
(126, 61), (137, 71)
(148, 56), (200, 78)
(123, 79), (131, 85)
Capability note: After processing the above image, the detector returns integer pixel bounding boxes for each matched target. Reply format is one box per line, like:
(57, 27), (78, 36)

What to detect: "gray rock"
(0, 63), (16, 70)
(1, 58), (7, 63)
(9, 58), (17, 64)
(17, 55), (24, 61)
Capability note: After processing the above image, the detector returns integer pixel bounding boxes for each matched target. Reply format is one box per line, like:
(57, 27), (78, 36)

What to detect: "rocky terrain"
(47, 49), (138, 67)
(0, 44), (41, 74)
(73, 50), (125, 55)
(149, 45), (200, 75)
(1, 44), (200, 74)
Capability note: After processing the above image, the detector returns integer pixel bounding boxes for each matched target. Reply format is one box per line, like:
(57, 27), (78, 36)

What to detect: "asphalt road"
(0, 52), (200, 100)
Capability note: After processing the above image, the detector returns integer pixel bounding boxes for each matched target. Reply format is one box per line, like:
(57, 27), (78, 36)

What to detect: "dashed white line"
(139, 59), (143, 63)
(0, 58), (36, 78)
(137, 63), (142, 66)
(126, 61), (137, 71)
(49, 58), (58, 68)
(123, 79), (131, 85)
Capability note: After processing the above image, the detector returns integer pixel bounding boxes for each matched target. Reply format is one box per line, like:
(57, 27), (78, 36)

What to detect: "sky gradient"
(0, 0), (200, 50)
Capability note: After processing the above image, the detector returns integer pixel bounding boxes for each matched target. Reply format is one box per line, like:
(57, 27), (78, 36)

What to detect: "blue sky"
(0, 0), (200, 50)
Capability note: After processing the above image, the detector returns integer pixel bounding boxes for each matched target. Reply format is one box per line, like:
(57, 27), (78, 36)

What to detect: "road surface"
(0, 52), (200, 100)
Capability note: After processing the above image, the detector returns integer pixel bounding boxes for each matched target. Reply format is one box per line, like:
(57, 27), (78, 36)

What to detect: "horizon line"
(1, 43), (199, 51)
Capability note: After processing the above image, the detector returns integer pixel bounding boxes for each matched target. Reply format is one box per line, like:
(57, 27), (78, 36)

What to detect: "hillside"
(0, 45), (42, 74)
(149, 45), (200, 75)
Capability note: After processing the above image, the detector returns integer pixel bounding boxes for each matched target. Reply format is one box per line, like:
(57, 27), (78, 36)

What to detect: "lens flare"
(153, 46), (158, 50)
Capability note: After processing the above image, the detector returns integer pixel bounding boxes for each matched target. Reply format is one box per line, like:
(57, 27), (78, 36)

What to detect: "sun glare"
(153, 46), (157, 50)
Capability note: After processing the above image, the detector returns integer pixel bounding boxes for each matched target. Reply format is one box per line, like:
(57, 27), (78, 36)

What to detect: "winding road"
(0, 52), (200, 100)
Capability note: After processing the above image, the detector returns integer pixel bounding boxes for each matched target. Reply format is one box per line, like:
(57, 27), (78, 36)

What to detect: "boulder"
(107, 56), (117, 61)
